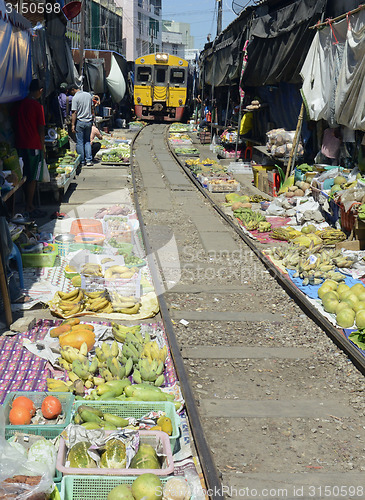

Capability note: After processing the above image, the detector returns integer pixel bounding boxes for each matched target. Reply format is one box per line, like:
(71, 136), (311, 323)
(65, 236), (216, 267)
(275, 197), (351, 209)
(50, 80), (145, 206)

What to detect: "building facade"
(65, 0), (123, 54)
(161, 30), (185, 58)
(114, 0), (162, 61)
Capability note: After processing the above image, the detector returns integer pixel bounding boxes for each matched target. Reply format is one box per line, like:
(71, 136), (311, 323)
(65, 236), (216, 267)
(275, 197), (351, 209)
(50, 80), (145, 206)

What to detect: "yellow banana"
(68, 371), (81, 383)
(79, 342), (88, 357)
(58, 289), (79, 300)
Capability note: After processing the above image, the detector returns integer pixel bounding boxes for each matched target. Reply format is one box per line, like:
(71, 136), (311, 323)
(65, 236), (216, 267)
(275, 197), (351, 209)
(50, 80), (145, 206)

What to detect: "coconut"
(285, 191), (295, 198)
(231, 202), (245, 211)
(288, 185), (298, 192)
(356, 310), (365, 329)
(336, 308), (355, 328)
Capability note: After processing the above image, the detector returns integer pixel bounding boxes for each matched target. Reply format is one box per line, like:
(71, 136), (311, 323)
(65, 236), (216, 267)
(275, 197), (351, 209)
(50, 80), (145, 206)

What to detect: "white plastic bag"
(41, 159), (50, 183)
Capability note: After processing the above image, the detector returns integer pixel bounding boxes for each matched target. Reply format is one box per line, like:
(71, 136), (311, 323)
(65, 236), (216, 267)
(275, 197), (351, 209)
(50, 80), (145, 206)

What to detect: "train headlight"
(137, 97), (141, 103)
(178, 99), (183, 105)
(155, 53), (169, 63)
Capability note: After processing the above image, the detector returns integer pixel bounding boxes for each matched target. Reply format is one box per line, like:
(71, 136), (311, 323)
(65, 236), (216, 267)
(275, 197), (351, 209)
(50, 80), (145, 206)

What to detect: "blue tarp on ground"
(287, 269), (361, 300)
(0, 0), (32, 103)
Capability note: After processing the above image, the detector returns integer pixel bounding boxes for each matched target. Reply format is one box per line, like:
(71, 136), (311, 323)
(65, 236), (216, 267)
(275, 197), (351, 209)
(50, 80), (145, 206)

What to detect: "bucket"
(70, 219), (103, 235)
(55, 234), (75, 256)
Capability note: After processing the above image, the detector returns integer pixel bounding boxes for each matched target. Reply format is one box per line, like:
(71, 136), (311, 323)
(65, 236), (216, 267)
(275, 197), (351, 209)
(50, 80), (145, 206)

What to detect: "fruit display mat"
(0, 319), (53, 403)
(237, 216), (292, 244)
(0, 320), (179, 403)
(286, 269), (360, 300)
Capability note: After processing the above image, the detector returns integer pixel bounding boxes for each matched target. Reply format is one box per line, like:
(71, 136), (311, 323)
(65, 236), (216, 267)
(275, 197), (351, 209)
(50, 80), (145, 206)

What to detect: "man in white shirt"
(69, 84), (93, 166)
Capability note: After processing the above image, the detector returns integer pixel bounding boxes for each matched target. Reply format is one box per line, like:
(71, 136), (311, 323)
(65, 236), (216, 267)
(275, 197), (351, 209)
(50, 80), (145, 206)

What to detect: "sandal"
(12, 294), (32, 304)
(51, 212), (69, 220)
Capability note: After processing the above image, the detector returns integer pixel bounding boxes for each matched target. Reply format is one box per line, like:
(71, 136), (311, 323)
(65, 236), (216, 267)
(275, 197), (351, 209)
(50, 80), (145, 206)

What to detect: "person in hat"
(15, 79), (47, 218)
(58, 82), (73, 123)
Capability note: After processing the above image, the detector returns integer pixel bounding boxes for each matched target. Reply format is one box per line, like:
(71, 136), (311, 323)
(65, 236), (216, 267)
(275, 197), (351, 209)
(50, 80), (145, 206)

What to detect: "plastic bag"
(0, 406), (53, 499)
(41, 160), (50, 183)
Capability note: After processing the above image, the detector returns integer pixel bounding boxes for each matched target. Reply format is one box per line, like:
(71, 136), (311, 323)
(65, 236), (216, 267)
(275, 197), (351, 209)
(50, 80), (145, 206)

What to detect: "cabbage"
(28, 439), (57, 478)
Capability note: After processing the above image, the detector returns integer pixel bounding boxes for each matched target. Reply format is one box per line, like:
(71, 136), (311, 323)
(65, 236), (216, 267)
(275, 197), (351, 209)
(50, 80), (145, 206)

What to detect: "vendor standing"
(69, 84), (93, 166)
(15, 79), (46, 218)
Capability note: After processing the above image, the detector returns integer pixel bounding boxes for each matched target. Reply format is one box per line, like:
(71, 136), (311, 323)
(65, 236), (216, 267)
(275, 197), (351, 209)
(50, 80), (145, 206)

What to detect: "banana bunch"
(271, 227), (302, 241)
(121, 341), (142, 364)
(47, 378), (74, 392)
(250, 194), (270, 203)
(233, 207), (267, 228)
(109, 292), (141, 314)
(141, 341), (168, 364)
(81, 263), (103, 277)
(318, 228), (347, 245)
(104, 265), (137, 281)
(59, 344), (88, 366)
(111, 323), (143, 343)
(57, 288), (85, 316)
(266, 245), (353, 286)
(132, 358), (165, 386)
(85, 294), (113, 314)
(257, 221), (272, 233)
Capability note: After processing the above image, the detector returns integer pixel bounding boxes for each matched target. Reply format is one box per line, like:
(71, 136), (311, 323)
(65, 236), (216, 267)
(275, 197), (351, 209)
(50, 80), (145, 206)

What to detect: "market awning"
(106, 53), (126, 103)
(0, 0), (32, 103)
(241, 0), (326, 87)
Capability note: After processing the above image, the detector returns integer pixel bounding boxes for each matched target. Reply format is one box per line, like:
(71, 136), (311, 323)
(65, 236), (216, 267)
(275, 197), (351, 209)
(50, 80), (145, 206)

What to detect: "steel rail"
(167, 130), (365, 377)
(129, 124), (224, 500)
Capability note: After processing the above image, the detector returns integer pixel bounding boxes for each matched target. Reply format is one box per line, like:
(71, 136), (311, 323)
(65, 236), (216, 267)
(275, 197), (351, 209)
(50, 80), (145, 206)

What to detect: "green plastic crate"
(20, 243), (58, 267)
(72, 400), (180, 451)
(3, 391), (75, 439)
(61, 475), (169, 500)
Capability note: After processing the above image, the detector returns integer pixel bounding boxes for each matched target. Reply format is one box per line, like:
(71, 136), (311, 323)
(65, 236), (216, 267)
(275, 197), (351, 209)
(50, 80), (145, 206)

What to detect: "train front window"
(137, 67), (151, 83)
(170, 69), (185, 84)
(156, 68), (166, 83)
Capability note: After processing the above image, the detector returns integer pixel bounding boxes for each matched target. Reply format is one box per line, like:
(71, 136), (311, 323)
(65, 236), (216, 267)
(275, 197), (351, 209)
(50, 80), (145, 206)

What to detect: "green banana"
(125, 357), (133, 377)
(101, 422), (118, 430)
(156, 361), (164, 376)
(111, 340), (119, 357)
(89, 357), (98, 374)
(154, 374), (165, 387)
(133, 369), (142, 384)
(72, 360), (89, 380)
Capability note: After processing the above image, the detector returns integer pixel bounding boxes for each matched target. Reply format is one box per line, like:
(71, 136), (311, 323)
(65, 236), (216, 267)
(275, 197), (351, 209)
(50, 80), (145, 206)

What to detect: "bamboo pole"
(309, 4), (365, 29)
(284, 102), (305, 181)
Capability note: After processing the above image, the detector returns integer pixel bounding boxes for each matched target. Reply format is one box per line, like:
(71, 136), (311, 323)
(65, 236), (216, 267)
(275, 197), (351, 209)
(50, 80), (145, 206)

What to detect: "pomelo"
(350, 283), (365, 296)
(337, 283), (350, 296)
(322, 297), (339, 314)
(131, 474), (163, 500)
(335, 302), (353, 314)
(322, 291), (339, 302)
(318, 283), (335, 299)
(107, 485), (134, 500)
(336, 308), (355, 328)
(353, 301), (365, 313)
(356, 310), (365, 329)
(322, 279), (338, 291)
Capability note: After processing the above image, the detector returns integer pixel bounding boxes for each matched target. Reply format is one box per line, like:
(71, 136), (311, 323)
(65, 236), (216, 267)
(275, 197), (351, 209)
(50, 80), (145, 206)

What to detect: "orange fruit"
(12, 396), (36, 417)
(41, 395), (62, 419)
(9, 406), (32, 425)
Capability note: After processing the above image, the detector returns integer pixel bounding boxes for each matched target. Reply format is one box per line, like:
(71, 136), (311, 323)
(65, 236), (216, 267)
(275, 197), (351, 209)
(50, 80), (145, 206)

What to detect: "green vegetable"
(100, 438), (126, 468)
(349, 329), (365, 350)
(68, 441), (96, 468)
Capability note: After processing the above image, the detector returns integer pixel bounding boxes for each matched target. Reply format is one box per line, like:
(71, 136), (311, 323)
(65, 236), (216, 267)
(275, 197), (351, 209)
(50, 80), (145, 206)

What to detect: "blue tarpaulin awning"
(0, 0), (32, 103)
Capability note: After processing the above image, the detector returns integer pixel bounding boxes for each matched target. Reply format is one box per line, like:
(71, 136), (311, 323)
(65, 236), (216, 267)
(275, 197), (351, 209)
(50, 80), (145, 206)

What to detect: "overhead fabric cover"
(0, 0), (32, 103)
(301, 8), (365, 131)
(242, 0), (326, 86)
(106, 54), (127, 103)
(85, 59), (105, 93)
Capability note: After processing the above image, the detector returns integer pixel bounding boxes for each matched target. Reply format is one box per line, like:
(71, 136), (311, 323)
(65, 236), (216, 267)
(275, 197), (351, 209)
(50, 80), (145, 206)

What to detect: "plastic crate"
(227, 162), (252, 174)
(3, 392), (75, 439)
(340, 202), (361, 233)
(71, 401), (180, 451)
(56, 430), (174, 476)
(60, 475), (170, 500)
(70, 219), (104, 236)
(20, 243), (58, 268)
(7, 433), (62, 484)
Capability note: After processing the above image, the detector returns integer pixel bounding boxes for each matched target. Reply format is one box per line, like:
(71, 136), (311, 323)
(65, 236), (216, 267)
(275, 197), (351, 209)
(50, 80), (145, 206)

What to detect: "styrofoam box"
(228, 162), (253, 174)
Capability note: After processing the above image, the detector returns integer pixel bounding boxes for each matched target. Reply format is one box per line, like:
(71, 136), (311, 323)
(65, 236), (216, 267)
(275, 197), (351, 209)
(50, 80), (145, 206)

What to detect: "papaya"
(61, 318), (81, 327)
(50, 324), (72, 338)
(59, 329), (95, 352)
(70, 324), (94, 332)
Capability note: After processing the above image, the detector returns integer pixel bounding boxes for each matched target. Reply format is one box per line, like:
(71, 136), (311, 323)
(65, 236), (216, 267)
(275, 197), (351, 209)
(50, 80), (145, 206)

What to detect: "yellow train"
(133, 53), (193, 122)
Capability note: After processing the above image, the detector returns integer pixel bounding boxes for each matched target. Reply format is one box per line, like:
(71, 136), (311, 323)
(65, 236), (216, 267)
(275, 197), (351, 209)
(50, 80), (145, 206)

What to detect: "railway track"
(130, 124), (365, 500)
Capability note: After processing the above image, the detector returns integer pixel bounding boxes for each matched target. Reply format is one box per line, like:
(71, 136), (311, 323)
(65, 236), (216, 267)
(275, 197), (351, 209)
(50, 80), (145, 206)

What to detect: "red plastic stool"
(244, 145), (253, 160)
